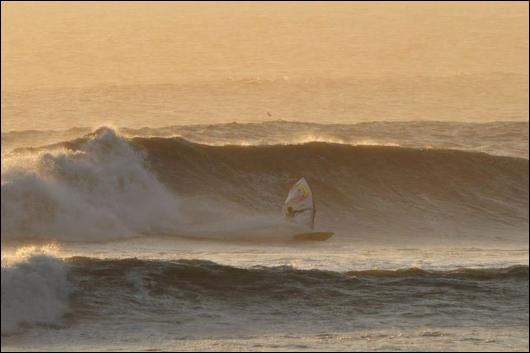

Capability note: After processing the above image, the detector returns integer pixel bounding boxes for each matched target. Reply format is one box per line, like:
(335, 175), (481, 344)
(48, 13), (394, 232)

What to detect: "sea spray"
(1, 247), (71, 335)
(1, 127), (183, 241)
(2, 126), (528, 244)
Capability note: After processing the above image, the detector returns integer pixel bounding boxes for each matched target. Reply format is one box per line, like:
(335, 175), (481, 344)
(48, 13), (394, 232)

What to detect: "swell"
(65, 258), (530, 330)
(3, 254), (528, 335)
(2, 120), (529, 158)
(133, 136), (529, 240)
(68, 257), (530, 283)
(2, 128), (528, 243)
(68, 257), (529, 321)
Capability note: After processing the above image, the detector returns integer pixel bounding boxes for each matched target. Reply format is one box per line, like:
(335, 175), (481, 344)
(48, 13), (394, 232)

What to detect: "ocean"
(1, 122), (528, 351)
(1, 1), (528, 351)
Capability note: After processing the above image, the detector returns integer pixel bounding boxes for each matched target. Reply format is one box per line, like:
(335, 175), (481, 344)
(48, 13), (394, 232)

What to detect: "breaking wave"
(1, 249), (72, 335)
(134, 134), (528, 243)
(2, 254), (528, 335)
(1, 126), (528, 243)
(1, 128), (183, 241)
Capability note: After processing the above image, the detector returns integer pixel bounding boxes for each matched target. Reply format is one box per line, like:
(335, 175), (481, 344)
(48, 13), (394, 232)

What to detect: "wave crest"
(2, 127), (528, 243)
(1, 250), (71, 335)
(1, 128), (183, 241)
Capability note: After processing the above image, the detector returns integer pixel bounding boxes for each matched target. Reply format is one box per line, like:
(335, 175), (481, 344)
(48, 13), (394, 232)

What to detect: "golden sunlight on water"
(1, 1), (529, 130)
(1, 2), (528, 351)
(2, 1), (529, 91)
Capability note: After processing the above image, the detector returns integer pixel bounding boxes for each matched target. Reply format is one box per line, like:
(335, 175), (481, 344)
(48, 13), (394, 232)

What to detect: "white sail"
(283, 177), (315, 229)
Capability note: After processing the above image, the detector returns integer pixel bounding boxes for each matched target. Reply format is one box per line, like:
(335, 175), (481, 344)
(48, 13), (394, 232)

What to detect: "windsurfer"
(285, 206), (313, 219)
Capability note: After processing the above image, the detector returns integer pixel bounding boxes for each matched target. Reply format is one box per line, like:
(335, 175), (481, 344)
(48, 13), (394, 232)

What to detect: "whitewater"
(1, 122), (529, 351)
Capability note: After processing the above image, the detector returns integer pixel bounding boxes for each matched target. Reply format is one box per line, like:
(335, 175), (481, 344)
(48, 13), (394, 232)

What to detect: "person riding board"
(284, 177), (333, 241)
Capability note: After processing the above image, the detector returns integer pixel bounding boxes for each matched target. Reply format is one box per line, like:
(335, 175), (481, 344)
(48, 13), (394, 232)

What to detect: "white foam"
(1, 249), (71, 335)
(1, 127), (183, 241)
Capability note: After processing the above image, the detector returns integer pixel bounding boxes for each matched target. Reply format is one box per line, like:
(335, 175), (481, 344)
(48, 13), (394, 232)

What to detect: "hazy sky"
(2, 1), (528, 91)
